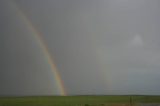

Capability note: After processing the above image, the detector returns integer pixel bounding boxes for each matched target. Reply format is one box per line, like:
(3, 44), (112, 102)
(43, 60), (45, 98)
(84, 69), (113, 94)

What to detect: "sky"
(1, 0), (160, 96)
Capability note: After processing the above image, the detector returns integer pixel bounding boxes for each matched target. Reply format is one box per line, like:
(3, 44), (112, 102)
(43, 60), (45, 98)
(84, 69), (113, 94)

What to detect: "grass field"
(0, 96), (160, 106)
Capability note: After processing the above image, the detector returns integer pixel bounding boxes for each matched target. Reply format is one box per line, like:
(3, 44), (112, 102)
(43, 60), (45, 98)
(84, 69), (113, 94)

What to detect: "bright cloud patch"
(130, 34), (144, 47)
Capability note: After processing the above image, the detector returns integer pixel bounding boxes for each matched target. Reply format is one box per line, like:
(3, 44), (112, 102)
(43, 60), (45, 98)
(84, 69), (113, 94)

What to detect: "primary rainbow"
(10, 0), (67, 96)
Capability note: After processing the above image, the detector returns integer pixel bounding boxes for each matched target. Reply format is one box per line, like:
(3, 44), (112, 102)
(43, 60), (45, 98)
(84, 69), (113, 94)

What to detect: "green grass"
(132, 95), (160, 103)
(0, 96), (160, 106)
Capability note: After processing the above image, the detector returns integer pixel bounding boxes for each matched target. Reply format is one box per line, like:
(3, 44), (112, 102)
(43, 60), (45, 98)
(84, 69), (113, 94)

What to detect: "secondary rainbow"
(10, 0), (67, 96)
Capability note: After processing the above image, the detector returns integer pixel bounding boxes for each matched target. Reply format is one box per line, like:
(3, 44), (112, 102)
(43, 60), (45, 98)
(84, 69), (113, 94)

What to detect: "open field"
(0, 96), (160, 106)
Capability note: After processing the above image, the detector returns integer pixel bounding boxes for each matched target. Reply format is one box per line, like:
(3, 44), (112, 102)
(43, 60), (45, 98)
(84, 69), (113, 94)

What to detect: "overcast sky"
(1, 0), (160, 96)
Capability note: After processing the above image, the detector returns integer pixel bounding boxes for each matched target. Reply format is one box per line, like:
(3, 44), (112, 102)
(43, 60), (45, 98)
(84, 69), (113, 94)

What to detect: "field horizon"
(0, 95), (160, 106)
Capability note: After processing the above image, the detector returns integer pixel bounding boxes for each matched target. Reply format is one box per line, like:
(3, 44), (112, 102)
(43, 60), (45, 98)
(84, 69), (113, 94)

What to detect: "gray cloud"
(1, 0), (160, 95)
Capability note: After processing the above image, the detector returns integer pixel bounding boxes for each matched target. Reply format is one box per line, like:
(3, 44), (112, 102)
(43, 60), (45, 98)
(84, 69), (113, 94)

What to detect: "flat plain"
(0, 96), (160, 106)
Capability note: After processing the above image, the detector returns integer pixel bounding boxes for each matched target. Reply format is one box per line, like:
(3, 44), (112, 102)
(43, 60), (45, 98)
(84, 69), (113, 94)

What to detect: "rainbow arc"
(10, 0), (66, 96)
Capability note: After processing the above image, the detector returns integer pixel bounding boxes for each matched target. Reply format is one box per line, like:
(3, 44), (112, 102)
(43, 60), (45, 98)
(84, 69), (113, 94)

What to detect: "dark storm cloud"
(1, 0), (160, 95)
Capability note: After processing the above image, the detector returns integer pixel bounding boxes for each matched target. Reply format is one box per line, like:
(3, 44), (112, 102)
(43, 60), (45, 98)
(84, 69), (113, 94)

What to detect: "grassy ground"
(0, 96), (160, 106)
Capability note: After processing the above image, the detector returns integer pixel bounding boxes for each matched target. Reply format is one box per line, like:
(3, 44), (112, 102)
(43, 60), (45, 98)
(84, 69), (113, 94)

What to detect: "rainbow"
(10, 0), (67, 96)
